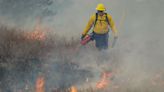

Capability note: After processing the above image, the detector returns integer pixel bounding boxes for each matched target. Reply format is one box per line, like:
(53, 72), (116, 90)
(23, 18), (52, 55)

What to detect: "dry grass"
(0, 26), (81, 92)
(0, 26), (164, 92)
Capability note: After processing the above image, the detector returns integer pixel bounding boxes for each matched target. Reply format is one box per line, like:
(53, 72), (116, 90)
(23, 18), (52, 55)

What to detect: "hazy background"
(0, 0), (164, 92)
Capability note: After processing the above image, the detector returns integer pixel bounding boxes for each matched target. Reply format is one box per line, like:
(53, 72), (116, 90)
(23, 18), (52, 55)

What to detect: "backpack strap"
(94, 13), (98, 27)
(105, 13), (110, 25)
(93, 13), (110, 27)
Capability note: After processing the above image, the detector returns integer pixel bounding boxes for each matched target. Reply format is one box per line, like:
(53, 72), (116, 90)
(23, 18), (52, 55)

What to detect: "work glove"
(81, 35), (86, 40)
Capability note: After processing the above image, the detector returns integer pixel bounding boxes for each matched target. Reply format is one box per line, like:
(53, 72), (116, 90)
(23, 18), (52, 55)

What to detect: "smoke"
(0, 0), (164, 92)
(0, 0), (72, 30)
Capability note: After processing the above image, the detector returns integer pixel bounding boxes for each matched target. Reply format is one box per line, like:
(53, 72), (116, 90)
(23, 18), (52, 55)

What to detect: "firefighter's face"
(98, 11), (104, 16)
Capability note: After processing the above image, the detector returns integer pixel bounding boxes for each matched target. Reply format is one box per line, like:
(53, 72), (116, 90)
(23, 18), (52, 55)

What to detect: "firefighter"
(81, 3), (118, 50)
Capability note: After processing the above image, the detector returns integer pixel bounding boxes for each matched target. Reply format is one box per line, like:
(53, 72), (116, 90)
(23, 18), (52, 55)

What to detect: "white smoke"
(0, 0), (164, 91)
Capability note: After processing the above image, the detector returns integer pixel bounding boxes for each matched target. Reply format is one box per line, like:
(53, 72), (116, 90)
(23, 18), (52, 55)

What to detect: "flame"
(70, 86), (78, 92)
(35, 76), (45, 92)
(25, 17), (46, 41)
(26, 30), (46, 41)
(96, 71), (112, 89)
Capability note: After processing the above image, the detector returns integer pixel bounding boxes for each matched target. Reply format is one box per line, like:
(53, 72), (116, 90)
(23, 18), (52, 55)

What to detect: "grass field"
(0, 26), (164, 92)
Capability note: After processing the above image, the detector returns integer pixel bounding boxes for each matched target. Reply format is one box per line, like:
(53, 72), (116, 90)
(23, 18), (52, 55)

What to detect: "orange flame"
(25, 17), (46, 41)
(96, 71), (112, 89)
(26, 30), (46, 41)
(35, 76), (45, 92)
(70, 86), (78, 92)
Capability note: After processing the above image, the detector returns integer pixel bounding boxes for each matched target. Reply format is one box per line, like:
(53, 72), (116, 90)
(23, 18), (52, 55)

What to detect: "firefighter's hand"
(81, 35), (85, 40)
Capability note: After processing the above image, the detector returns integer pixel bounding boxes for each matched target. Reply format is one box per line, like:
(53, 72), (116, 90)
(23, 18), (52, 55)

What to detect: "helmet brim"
(96, 8), (106, 11)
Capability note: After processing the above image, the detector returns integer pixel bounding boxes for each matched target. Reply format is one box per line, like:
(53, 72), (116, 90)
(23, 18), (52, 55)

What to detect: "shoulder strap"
(105, 13), (110, 25)
(94, 13), (98, 27)
(93, 13), (110, 27)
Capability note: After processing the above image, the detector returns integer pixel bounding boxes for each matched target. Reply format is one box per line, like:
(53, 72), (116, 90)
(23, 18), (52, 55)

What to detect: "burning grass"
(0, 25), (83, 92)
(0, 25), (164, 92)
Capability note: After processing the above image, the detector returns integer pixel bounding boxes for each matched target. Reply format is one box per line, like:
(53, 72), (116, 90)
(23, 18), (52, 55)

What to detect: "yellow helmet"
(96, 3), (106, 11)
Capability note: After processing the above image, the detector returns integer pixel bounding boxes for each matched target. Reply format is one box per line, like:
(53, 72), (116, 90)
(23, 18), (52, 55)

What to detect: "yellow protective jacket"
(82, 13), (118, 35)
